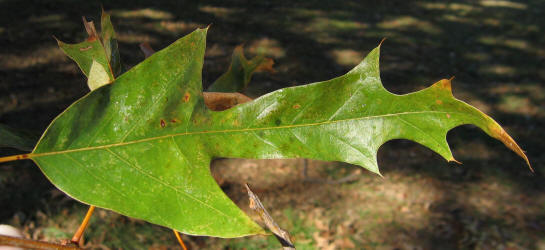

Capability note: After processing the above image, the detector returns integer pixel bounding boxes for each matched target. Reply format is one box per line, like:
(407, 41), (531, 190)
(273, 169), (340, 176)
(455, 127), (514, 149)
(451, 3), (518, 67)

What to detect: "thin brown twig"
(71, 205), (95, 246)
(173, 230), (188, 250)
(0, 235), (81, 249)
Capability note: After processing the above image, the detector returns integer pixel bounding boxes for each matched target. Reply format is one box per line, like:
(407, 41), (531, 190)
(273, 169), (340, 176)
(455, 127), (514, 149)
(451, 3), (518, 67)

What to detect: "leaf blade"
(100, 10), (122, 76)
(35, 28), (265, 237)
(207, 45), (274, 92)
(32, 32), (529, 238)
(57, 14), (120, 90)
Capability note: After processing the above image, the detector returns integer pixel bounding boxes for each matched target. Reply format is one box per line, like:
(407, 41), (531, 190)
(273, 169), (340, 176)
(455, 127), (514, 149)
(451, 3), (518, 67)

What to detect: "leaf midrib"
(32, 110), (463, 158)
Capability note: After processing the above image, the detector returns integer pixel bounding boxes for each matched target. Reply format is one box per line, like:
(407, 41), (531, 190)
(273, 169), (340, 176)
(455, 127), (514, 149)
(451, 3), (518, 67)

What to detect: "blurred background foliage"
(0, 0), (544, 249)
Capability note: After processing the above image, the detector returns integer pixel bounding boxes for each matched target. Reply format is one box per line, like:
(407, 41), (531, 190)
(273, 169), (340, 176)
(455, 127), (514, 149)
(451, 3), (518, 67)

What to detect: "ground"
(0, 0), (544, 249)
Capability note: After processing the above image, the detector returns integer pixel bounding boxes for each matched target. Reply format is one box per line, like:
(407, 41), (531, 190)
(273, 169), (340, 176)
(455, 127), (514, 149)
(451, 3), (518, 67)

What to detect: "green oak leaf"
(100, 10), (122, 76)
(207, 45), (274, 92)
(56, 10), (121, 90)
(27, 28), (529, 237)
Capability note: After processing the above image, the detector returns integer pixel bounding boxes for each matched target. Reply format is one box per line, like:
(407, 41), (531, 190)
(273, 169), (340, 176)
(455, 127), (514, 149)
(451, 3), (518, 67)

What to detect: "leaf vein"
(327, 84), (364, 121)
(119, 80), (170, 142)
(104, 148), (230, 219)
(33, 110), (465, 157)
(396, 115), (444, 150)
(63, 153), (129, 200)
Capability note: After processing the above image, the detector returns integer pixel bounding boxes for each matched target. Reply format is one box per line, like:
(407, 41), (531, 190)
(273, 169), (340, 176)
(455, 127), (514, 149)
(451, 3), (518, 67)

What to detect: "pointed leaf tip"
(207, 43), (275, 92)
(434, 78), (453, 92)
(366, 167), (382, 177)
(379, 37), (387, 47)
(488, 123), (532, 172)
(82, 17), (98, 41)
(448, 158), (462, 164)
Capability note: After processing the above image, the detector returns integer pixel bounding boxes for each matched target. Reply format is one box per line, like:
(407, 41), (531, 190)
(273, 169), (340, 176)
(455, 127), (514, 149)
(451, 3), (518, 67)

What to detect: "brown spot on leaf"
(446, 113), (451, 118)
(171, 119), (178, 123)
(436, 100), (443, 105)
(79, 46), (93, 51)
(293, 104), (301, 109)
(160, 119), (166, 128)
(183, 92), (191, 103)
(430, 79), (453, 93)
(440, 79), (452, 91)
(203, 92), (253, 111)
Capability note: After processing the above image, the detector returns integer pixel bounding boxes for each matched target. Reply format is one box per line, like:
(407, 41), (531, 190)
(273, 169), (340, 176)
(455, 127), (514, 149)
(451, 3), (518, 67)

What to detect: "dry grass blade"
(245, 184), (295, 249)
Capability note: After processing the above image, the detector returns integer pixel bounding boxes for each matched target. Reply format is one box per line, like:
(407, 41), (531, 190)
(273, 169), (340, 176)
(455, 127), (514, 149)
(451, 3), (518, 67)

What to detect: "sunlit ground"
(0, 0), (544, 249)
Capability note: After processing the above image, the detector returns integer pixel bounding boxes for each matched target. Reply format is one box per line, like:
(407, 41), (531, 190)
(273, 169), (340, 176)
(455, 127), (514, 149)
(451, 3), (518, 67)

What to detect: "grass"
(1, 0), (544, 249)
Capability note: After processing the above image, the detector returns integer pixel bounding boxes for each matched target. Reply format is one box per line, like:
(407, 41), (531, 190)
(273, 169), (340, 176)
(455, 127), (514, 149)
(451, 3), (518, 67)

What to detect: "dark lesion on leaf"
(183, 92), (191, 103)
(203, 92), (253, 111)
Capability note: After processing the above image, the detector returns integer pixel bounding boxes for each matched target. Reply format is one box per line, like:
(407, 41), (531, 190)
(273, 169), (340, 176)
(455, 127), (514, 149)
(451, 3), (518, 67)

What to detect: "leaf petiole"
(173, 230), (188, 250)
(71, 205), (95, 246)
(0, 153), (31, 163)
